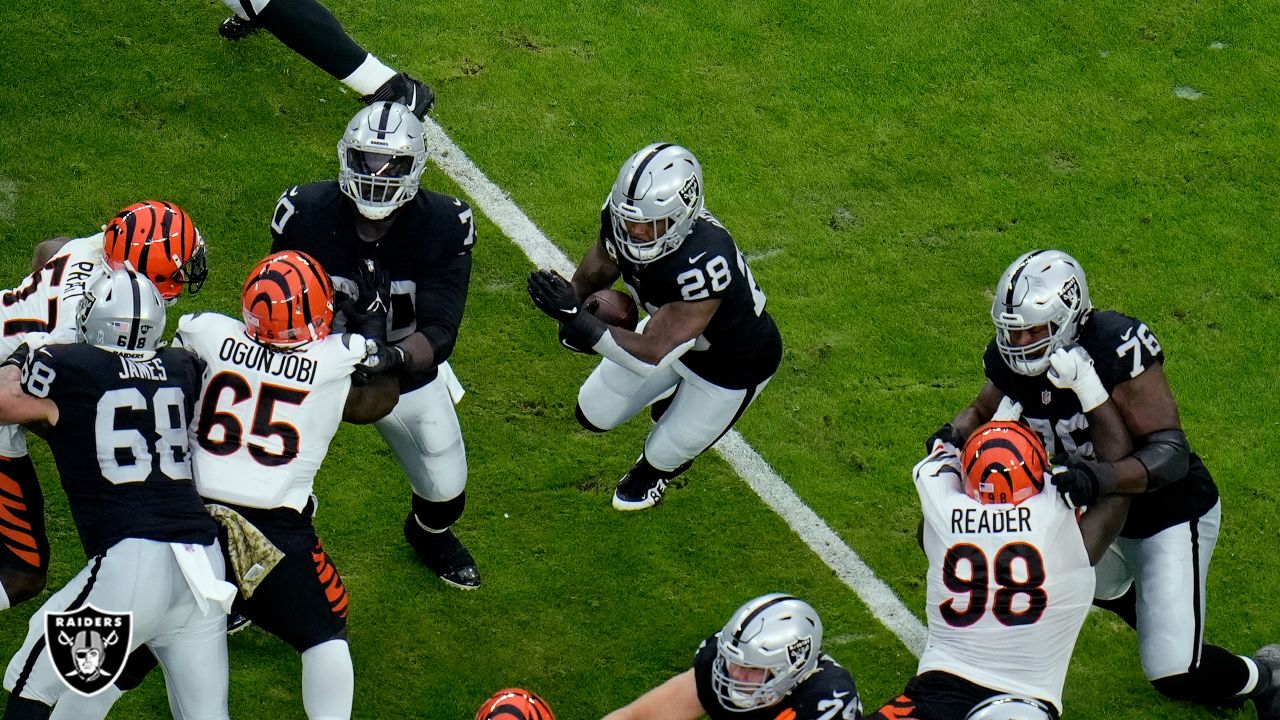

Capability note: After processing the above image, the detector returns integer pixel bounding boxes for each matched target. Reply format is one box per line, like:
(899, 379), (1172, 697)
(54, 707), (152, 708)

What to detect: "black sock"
(247, 0), (368, 79)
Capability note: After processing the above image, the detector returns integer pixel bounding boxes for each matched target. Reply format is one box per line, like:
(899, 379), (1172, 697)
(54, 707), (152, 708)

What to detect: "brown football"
(585, 288), (639, 330)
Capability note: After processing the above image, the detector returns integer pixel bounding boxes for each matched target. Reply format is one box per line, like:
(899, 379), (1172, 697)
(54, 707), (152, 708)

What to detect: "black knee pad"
(409, 493), (465, 534)
(575, 404), (607, 433)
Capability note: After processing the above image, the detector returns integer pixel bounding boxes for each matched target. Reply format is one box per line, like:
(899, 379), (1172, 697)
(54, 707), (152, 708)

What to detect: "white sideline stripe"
(420, 117), (928, 657)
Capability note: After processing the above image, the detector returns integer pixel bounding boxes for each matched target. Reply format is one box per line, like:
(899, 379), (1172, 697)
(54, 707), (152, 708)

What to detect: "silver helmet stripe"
(626, 143), (674, 200)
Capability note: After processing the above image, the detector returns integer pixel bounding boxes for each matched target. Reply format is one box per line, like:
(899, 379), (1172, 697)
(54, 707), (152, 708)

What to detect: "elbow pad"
(1132, 429), (1189, 490)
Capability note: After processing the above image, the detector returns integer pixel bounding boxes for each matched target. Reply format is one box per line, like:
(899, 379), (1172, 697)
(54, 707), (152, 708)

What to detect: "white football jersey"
(175, 312), (367, 511)
(0, 234), (104, 355)
(914, 448), (1094, 712)
(0, 235), (104, 457)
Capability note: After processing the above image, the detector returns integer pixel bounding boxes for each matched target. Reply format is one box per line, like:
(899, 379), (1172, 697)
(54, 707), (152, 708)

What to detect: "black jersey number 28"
(940, 542), (1047, 628)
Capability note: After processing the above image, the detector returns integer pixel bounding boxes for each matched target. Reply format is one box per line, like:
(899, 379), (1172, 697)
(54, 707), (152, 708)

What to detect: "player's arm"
(342, 373), (399, 424)
(570, 241), (622, 301)
(32, 237), (70, 273)
(0, 366), (58, 427)
(601, 669), (706, 720)
(1105, 363), (1186, 492)
(401, 250), (472, 374)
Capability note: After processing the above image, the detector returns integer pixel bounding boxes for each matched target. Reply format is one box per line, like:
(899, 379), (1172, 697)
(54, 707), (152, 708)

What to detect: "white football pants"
(374, 362), (467, 502)
(4, 538), (229, 719)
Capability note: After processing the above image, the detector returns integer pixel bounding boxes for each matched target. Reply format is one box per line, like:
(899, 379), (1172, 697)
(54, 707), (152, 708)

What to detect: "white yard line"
(421, 118), (928, 657)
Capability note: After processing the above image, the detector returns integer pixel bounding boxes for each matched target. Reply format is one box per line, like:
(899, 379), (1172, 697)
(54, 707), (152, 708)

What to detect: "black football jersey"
(22, 344), (218, 557)
(598, 208), (782, 389)
(984, 310), (1218, 538)
(693, 633), (862, 720)
(270, 181), (476, 392)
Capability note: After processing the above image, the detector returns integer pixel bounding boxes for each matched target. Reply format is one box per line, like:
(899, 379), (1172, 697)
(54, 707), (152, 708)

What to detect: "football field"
(2, 0), (1279, 717)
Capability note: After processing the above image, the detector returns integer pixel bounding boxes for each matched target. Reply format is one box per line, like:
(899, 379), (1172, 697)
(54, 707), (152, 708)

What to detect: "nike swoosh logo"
(833, 691), (850, 699)
(563, 307), (578, 315)
(689, 252), (707, 264)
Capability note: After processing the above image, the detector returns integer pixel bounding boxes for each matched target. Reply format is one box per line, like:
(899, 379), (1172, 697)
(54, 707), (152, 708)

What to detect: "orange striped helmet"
(961, 421), (1048, 505)
(102, 200), (207, 300)
(475, 689), (556, 720)
(242, 251), (334, 348)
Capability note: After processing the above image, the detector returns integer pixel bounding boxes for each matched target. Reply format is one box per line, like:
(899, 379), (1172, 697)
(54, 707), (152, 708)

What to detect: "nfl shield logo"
(1042, 390), (1053, 405)
(44, 605), (132, 696)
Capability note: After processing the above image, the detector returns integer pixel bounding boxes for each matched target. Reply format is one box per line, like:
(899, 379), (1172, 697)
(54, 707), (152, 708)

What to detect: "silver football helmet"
(337, 101), (428, 221)
(76, 265), (168, 354)
(991, 249), (1092, 376)
(712, 594), (823, 711)
(965, 694), (1054, 720)
(608, 142), (704, 264)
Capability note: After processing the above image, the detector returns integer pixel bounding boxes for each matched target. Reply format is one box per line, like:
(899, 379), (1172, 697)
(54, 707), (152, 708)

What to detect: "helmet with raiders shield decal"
(338, 101), (428, 221)
(712, 593), (823, 711)
(242, 251), (335, 348)
(965, 694), (1054, 720)
(102, 200), (208, 302)
(961, 421), (1048, 506)
(991, 249), (1091, 376)
(608, 142), (704, 264)
(76, 264), (168, 355)
(474, 688), (556, 720)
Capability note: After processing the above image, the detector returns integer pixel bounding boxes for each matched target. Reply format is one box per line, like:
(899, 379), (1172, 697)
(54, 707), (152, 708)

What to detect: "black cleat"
(1253, 645), (1280, 720)
(404, 516), (480, 589)
(218, 15), (260, 40)
(227, 611), (253, 635)
(362, 72), (435, 120)
(612, 471), (668, 511)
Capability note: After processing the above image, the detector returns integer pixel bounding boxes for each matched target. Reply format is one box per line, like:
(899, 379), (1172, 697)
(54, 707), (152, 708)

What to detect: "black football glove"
(925, 423), (965, 455)
(1, 343), (32, 371)
(353, 338), (406, 386)
(527, 270), (605, 352)
(340, 259), (391, 341)
(1051, 456), (1117, 509)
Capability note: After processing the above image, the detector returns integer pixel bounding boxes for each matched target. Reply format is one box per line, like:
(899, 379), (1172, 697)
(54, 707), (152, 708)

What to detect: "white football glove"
(1048, 345), (1108, 411)
(992, 396), (1024, 421)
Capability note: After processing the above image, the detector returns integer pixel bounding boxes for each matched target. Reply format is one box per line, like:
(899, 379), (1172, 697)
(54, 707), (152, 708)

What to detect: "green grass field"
(2, 0), (1279, 717)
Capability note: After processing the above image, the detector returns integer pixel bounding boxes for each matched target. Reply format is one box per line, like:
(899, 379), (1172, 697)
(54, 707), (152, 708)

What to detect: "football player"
(527, 143), (782, 510)
(0, 200), (207, 613)
(927, 249), (1280, 714)
(868, 421), (1128, 720)
(603, 593), (861, 720)
(269, 102), (481, 589)
(215, 0), (433, 119)
(0, 265), (232, 719)
(57, 252), (400, 719)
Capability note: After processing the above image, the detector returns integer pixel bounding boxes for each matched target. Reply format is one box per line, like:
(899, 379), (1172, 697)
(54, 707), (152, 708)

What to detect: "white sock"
(341, 54), (397, 96)
(302, 639), (353, 720)
(0, 582), (10, 611)
(1240, 655), (1261, 695)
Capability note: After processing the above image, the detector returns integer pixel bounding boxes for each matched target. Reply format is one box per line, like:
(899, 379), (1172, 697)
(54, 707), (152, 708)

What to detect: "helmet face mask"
(991, 249), (1091, 376)
(965, 694), (1054, 720)
(76, 265), (168, 355)
(241, 251), (335, 349)
(711, 594), (822, 712)
(337, 102), (427, 221)
(608, 143), (704, 264)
